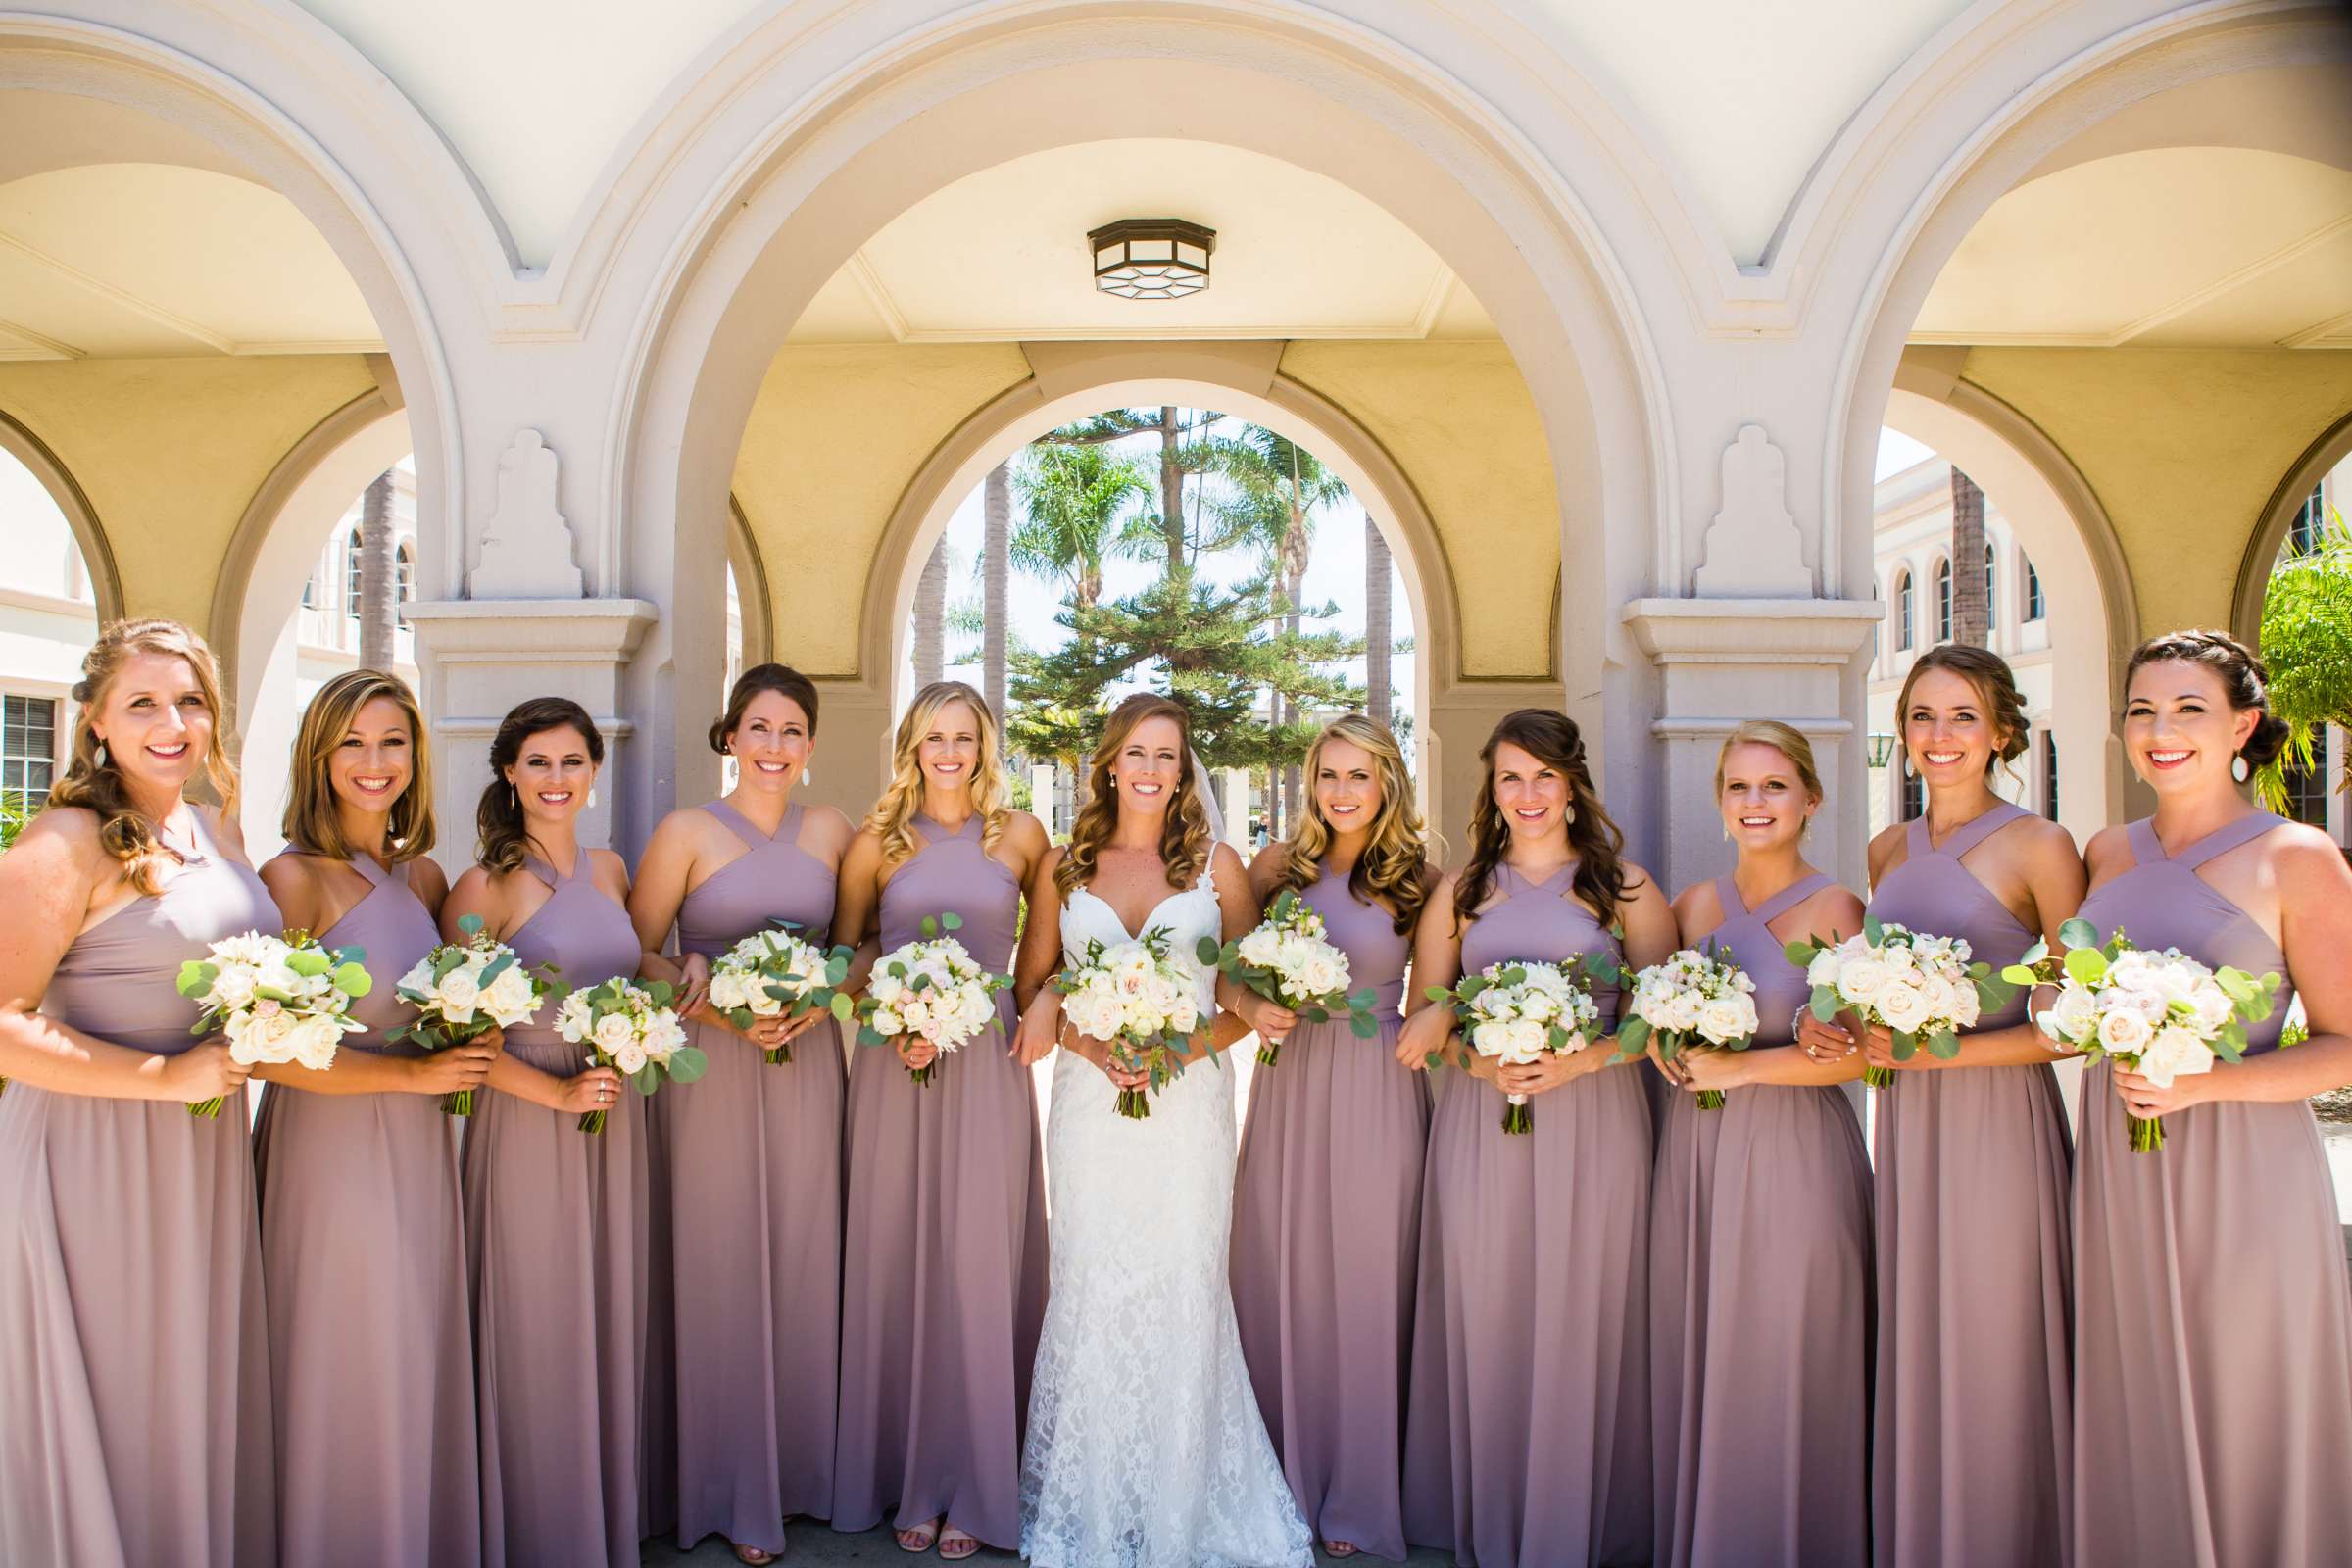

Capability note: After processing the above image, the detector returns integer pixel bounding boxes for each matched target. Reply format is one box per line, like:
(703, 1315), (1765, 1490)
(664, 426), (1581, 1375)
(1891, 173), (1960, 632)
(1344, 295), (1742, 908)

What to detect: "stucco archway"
(0, 409), (121, 625)
(2233, 407), (2352, 647)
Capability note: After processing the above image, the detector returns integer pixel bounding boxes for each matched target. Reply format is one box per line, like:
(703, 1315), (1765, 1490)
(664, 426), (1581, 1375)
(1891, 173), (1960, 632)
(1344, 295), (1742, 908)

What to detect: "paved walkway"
(647, 1530), (1454, 1564)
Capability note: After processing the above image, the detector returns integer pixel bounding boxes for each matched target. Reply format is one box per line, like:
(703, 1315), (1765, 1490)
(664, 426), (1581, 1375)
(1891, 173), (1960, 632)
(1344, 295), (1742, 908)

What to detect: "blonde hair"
(1272, 713), (1432, 935)
(863, 681), (1010, 867)
(1055, 694), (1214, 899)
(1714, 720), (1823, 803)
(46, 618), (239, 896)
(282, 668), (435, 863)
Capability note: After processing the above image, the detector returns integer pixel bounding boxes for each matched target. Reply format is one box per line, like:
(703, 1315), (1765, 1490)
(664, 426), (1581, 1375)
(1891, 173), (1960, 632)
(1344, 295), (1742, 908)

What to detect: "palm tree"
(983, 461), (1011, 724)
(913, 538), (949, 686)
(1366, 515), (1393, 727)
(357, 469), (397, 671)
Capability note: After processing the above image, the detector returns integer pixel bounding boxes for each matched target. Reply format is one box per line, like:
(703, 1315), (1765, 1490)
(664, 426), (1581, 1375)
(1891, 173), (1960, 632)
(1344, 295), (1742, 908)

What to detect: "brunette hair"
(1453, 708), (1635, 927)
(1271, 713), (1432, 935)
(1054, 694), (1214, 899)
(475, 697), (603, 874)
(709, 663), (819, 754)
(863, 681), (1011, 866)
(46, 618), (239, 896)
(2125, 628), (2291, 769)
(1893, 644), (2030, 778)
(281, 669), (435, 863)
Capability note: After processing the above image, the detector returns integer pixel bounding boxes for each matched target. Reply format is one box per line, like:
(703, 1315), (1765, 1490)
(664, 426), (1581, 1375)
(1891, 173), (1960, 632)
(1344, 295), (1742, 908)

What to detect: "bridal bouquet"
(1424, 958), (1602, 1135)
(175, 929), (372, 1118)
(2001, 919), (2278, 1152)
(1784, 917), (2012, 1089)
(1055, 927), (1204, 1120)
(1611, 946), (1759, 1109)
(554, 976), (702, 1134)
(706, 922), (855, 1064)
(855, 911), (1012, 1086)
(388, 912), (555, 1114)
(1197, 889), (1380, 1066)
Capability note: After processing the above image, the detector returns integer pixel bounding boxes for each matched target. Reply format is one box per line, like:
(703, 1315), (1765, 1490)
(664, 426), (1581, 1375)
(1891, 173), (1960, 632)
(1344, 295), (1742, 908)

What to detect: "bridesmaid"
(1647, 721), (1871, 1568)
(448, 697), (646, 1568)
(1231, 713), (1435, 1562)
(629, 663), (853, 1564)
(0, 618), (276, 1566)
(1798, 644), (2084, 1568)
(1396, 708), (1677, 1568)
(2070, 629), (2352, 1564)
(829, 681), (1052, 1559)
(253, 669), (487, 1567)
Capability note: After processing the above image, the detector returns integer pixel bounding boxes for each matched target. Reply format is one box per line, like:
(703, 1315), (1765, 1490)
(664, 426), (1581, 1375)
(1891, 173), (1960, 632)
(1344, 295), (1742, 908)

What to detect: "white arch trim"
(0, 407), (121, 625)
(2234, 405), (2352, 646)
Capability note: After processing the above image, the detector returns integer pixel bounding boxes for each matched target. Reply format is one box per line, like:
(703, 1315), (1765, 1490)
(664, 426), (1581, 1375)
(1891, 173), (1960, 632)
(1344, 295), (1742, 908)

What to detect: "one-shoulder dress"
(1402, 863), (1651, 1568)
(2072, 811), (2352, 1565)
(1649, 871), (1872, 1568)
(0, 810), (279, 1567)
(461, 850), (651, 1568)
(1867, 801), (2072, 1567)
(253, 851), (480, 1566)
(834, 811), (1048, 1549)
(1230, 863), (1428, 1560)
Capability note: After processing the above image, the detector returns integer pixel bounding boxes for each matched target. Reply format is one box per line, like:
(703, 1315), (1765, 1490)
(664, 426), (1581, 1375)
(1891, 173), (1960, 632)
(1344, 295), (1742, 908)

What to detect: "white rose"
(2189, 986), (2235, 1035)
(2095, 1006), (2153, 1058)
(614, 1040), (648, 1075)
(707, 971), (749, 1011)
(1838, 957), (1891, 1008)
(210, 964), (259, 1011)
(291, 1013), (343, 1071)
(593, 1011), (638, 1056)
(397, 957), (435, 995)
(1238, 928), (1281, 967)
(2134, 1025), (2214, 1089)
(1697, 996), (1752, 1045)
(1877, 983), (1932, 1035)
(2041, 982), (2099, 1044)
(484, 966), (537, 1020)
(1802, 951), (1839, 988)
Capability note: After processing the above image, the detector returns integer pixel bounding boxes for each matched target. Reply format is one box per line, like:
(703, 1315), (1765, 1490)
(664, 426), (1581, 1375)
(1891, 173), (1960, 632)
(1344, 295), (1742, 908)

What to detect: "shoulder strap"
(2126, 817), (2166, 865)
(522, 854), (564, 891)
(1938, 799), (2028, 860)
(1713, 873), (1748, 918)
(1752, 871), (1834, 927)
(346, 853), (390, 889)
(1903, 813), (1932, 859)
(705, 798), (772, 849)
(781, 800), (808, 847)
(2172, 810), (2286, 872)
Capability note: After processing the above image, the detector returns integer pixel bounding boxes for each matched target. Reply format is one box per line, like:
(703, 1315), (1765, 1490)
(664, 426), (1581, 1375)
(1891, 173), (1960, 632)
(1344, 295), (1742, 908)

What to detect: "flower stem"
(908, 1063), (933, 1088)
(1255, 1039), (1282, 1068)
(188, 1096), (224, 1120)
(1696, 1089), (1726, 1111)
(2128, 1111), (2164, 1153)
(443, 1089), (473, 1117)
(578, 1107), (606, 1136)
(1862, 1066), (1894, 1091)
(1501, 1100), (1532, 1136)
(1115, 1087), (1151, 1120)
(765, 1043), (793, 1066)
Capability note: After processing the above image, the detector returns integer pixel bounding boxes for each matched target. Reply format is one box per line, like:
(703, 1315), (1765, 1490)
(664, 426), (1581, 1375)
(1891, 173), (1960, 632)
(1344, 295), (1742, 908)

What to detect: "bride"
(1011, 694), (1314, 1568)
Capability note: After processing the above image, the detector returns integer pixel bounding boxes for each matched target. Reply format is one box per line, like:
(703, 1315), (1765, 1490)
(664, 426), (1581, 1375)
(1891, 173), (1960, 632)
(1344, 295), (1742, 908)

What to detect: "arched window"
(1901, 760), (1925, 821)
(344, 526), (364, 618)
(1984, 542), (1998, 633)
(2288, 483), (2325, 556)
(1894, 569), (1915, 651)
(2041, 730), (2059, 821)
(1934, 558), (1953, 643)
(2025, 555), (2044, 621)
(395, 543), (416, 626)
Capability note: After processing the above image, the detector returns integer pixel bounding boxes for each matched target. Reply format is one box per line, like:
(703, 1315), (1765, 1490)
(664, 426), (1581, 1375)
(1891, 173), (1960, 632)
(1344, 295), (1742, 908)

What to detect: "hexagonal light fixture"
(1088, 219), (1216, 300)
(1867, 731), (1899, 769)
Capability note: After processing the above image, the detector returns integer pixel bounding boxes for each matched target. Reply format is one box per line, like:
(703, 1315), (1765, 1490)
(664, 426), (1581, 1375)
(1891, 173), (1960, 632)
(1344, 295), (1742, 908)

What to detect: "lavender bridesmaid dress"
(0, 811), (277, 1567)
(1649, 872), (1872, 1568)
(656, 799), (845, 1553)
(461, 850), (650, 1568)
(1868, 801), (2072, 1568)
(1230, 865), (1428, 1560)
(834, 812), (1048, 1548)
(253, 851), (481, 1567)
(2071, 812), (2352, 1565)
(1402, 863), (1651, 1568)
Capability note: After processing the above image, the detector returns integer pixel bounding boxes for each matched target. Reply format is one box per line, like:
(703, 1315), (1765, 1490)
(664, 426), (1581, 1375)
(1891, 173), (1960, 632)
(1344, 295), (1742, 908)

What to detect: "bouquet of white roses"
(388, 912), (554, 1114)
(1054, 927), (1205, 1120)
(1612, 946), (1760, 1109)
(1198, 889), (1381, 1066)
(2001, 919), (2278, 1152)
(174, 929), (372, 1118)
(706, 921), (855, 1064)
(554, 976), (703, 1134)
(1423, 958), (1603, 1135)
(855, 911), (1012, 1086)
(1784, 916), (2012, 1089)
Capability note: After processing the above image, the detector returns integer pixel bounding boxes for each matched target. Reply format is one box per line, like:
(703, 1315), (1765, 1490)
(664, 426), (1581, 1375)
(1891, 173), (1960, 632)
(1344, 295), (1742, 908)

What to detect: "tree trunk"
(984, 461), (1010, 721)
(1282, 561), (1304, 825)
(357, 469), (397, 671)
(1366, 514), (1393, 726)
(913, 538), (948, 685)
(1158, 406), (1186, 575)
(1950, 466), (1988, 648)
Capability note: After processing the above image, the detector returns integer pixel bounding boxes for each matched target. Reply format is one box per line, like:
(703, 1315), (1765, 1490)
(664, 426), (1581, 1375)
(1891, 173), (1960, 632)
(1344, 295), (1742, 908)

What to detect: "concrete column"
(402, 598), (656, 878)
(1621, 598), (1881, 894)
(1221, 766), (1250, 846)
(1032, 763), (1057, 836)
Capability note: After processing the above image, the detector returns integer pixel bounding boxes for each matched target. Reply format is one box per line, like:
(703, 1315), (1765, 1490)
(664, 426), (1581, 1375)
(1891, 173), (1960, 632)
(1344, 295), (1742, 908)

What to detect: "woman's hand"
(895, 1035), (939, 1073)
(1396, 1005), (1452, 1071)
(1496, 1049), (1583, 1099)
(552, 1066), (626, 1116)
(1646, 1039), (1690, 1087)
(675, 951), (712, 1017)
(1857, 1022), (1907, 1073)
(410, 1033), (500, 1097)
(1795, 1010), (1856, 1064)
(161, 1038), (250, 1105)
(1073, 1032), (1149, 1091)
(1235, 991), (1298, 1046)
(2111, 1065), (2213, 1120)
(1679, 1045), (1748, 1096)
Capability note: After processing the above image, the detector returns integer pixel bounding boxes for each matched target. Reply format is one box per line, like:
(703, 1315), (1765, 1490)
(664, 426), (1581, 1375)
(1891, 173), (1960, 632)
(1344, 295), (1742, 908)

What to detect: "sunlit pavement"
(648, 1528), (1457, 1563)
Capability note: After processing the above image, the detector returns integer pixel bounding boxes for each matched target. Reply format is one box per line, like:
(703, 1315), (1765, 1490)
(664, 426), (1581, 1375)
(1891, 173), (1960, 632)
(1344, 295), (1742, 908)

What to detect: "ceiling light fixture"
(1088, 219), (1216, 300)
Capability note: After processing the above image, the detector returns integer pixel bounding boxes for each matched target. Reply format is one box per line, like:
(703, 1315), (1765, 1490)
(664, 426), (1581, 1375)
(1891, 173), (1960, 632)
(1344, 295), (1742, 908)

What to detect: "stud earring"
(2230, 753), (2249, 784)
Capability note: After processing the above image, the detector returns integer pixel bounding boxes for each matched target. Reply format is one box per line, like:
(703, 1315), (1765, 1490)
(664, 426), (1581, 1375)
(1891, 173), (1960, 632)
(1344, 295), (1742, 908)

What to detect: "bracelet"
(1789, 1005), (1809, 1042)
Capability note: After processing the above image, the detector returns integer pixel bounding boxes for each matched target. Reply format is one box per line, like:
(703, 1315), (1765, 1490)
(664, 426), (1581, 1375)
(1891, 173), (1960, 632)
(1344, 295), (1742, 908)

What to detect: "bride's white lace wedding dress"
(1019, 861), (1315, 1568)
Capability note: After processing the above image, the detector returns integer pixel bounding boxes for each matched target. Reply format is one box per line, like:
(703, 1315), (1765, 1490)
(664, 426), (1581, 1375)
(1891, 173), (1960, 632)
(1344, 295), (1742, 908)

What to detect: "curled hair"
(2126, 628), (2291, 769)
(1272, 713), (1432, 935)
(1055, 694), (1213, 899)
(1453, 709), (1635, 928)
(1894, 644), (2030, 780)
(863, 681), (1011, 867)
(475, 697), (603, 874)
(709, 662), (820, 753)
(1715, 720), (1823, 803)
(47, 618), (239, 896)
(282, 669), (435, 863)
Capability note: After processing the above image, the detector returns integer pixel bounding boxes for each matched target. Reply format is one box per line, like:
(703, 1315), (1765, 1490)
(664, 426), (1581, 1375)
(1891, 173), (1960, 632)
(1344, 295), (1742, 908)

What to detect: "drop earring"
(587, 787), (598, 808)
(93, 740), (108, 767)
(2230, 752), (2249, 784)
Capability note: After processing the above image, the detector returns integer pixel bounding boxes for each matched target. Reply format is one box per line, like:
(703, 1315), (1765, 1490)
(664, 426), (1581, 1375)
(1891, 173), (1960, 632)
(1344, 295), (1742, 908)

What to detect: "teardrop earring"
(93, 740), (108, 767)
(586, 787), (598, 808)
(2230, 753), (2249, 784)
